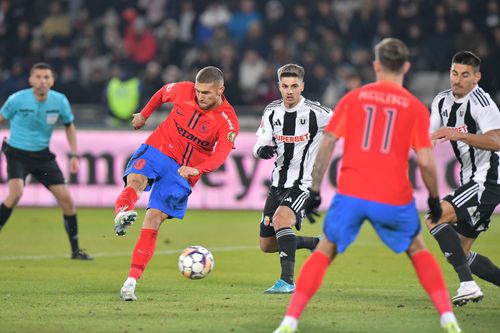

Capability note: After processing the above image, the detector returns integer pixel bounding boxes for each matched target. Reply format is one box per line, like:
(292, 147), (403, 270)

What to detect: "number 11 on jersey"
(361, 105), (397, 153)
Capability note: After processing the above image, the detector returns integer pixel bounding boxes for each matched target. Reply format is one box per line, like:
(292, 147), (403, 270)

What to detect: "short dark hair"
(277, 64), (305, 81)
(452, 51), (481, 72)
(195, 66), (224, 85)
(30, 62), (54, 74)
(374, 38), (409, 72)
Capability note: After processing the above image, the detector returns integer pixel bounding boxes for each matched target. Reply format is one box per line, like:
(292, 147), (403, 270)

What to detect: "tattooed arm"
(310, 132), (338, 192)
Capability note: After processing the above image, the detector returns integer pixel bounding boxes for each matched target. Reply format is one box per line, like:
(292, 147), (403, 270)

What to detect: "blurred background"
(1, 0), (500, 130)
(0, 0), (498, 209)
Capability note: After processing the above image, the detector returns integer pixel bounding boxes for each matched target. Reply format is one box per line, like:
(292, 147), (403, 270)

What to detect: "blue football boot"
(264, 279), (295, 294)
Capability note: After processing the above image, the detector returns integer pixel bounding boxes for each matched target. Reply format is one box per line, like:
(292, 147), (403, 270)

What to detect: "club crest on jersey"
(227, 131), (236, 143)
(299, 117), (307, 125)
(199, 120), (211, 133)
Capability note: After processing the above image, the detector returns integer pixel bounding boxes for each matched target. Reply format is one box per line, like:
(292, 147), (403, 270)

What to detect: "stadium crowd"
(1, 0), (500, 120)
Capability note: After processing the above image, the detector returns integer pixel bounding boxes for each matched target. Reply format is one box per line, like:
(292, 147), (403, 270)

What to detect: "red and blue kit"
(140, 81), (239, 186)
(326, 81), (431, 206)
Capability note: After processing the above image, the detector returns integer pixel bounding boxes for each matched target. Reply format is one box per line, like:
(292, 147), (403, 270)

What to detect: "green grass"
(0, 208), (499, 333)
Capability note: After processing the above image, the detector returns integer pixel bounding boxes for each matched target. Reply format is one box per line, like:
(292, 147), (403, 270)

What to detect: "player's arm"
(416, 147), (439, 198)
(180, 141), (233, 179)
(0, 95), (15, 127)
(413, 107), (442, 222)
(193, 134), (237, 175)
(134, 83), (179, 129)
(64, 123), (79, 174)
(429, 96), (444, 147)
(310, 132), (337, 192)
(253, 108), (275, 159)
(431, 127), (500, 151)
(186, 113), (240, 178)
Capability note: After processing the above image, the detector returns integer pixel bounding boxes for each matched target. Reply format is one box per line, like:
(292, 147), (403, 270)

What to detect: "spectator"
(78, 45), (110, 86)
(140, 61), (163, 106)
(238, 49), (266, 104)
(262, 0), (287, 40)
(239, 21), (267, 57)
(40, 1), (71, 46)
(105, 65), (141, 127)
(227, 0), (262, 42)
(198, 1), (231, 43)
(124, 17), (158, 66)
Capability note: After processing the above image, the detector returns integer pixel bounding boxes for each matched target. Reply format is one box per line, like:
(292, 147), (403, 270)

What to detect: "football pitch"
(0, 208), (498, 333)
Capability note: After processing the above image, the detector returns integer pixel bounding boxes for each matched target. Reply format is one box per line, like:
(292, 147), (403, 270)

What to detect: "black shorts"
(3, 142), (66, 188)
(443, 181), (500, 239)
(259, 186), (309, 237)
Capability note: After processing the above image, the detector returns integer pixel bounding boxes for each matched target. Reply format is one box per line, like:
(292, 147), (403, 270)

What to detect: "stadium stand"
(1, 0), (499, 129)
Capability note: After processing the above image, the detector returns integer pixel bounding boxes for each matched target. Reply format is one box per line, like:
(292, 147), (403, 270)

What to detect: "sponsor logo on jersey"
(274, 133), (310, 143)
(221, 111), (235, 130)
(453, 124), (468, 133)
(273, 119), (282, 127)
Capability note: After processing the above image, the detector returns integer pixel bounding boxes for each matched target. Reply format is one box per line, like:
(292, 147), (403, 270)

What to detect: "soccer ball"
(178, 245), (214, 279)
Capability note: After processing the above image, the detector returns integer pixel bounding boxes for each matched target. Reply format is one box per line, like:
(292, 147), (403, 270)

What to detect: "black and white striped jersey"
(253, 97), (333, 191)
(430, 85), (500, 185)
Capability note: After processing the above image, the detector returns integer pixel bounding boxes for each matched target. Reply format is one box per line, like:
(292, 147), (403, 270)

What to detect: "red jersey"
(140, 81), (239, 186)
(325, 81), (431, 205)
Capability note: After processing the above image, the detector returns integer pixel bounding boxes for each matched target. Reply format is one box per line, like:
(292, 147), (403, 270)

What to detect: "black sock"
(0, 203), (13, 230)
(276, 227), (296, 284)
(430, 224), (473, 282)
(468, 251), (500, 286)
(296, 236), (319, 250)
(63, 214), (79, 253)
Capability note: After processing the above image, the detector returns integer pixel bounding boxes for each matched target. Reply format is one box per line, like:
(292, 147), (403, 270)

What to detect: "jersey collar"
(283, 96), (305, 112)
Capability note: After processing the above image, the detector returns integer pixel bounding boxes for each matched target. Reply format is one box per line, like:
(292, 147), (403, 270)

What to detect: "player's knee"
(260, 239), (277, 253)
(127, 175), (148, 192)
(59, 196), (75, 213)
(272, 214), (294, 230)
(8, 190), (23, 206)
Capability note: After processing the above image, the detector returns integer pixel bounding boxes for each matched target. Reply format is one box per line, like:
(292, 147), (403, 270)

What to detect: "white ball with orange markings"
(178, 245), (214, 279)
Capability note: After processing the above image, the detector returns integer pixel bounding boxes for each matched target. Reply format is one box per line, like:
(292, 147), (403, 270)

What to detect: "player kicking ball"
(112, 66), (239, 301)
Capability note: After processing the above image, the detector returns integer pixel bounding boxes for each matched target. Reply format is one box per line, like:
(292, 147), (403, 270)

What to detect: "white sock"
(440, 311), (457, 327)
(280, 315), (298, 331)
(124, 277), (136, 286)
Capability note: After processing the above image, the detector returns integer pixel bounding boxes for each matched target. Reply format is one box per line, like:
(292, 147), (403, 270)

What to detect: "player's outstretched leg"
(120, 277), (137, 301)
(410, 248), (461, 331)
(0, 203), (13, 232)
(114, 187), (138, 236)
(273, 249), (332, 332)
(468, 251), (500, 287)
(119, 228), (158, 301)
(265, 227), (296, 294)
(429, 223), (483, 306)
(296, 235), (320, 253)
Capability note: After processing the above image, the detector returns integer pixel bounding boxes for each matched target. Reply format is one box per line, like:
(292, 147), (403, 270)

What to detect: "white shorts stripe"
(452, 184), (479, 207)
(291, 192), (309, 211)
